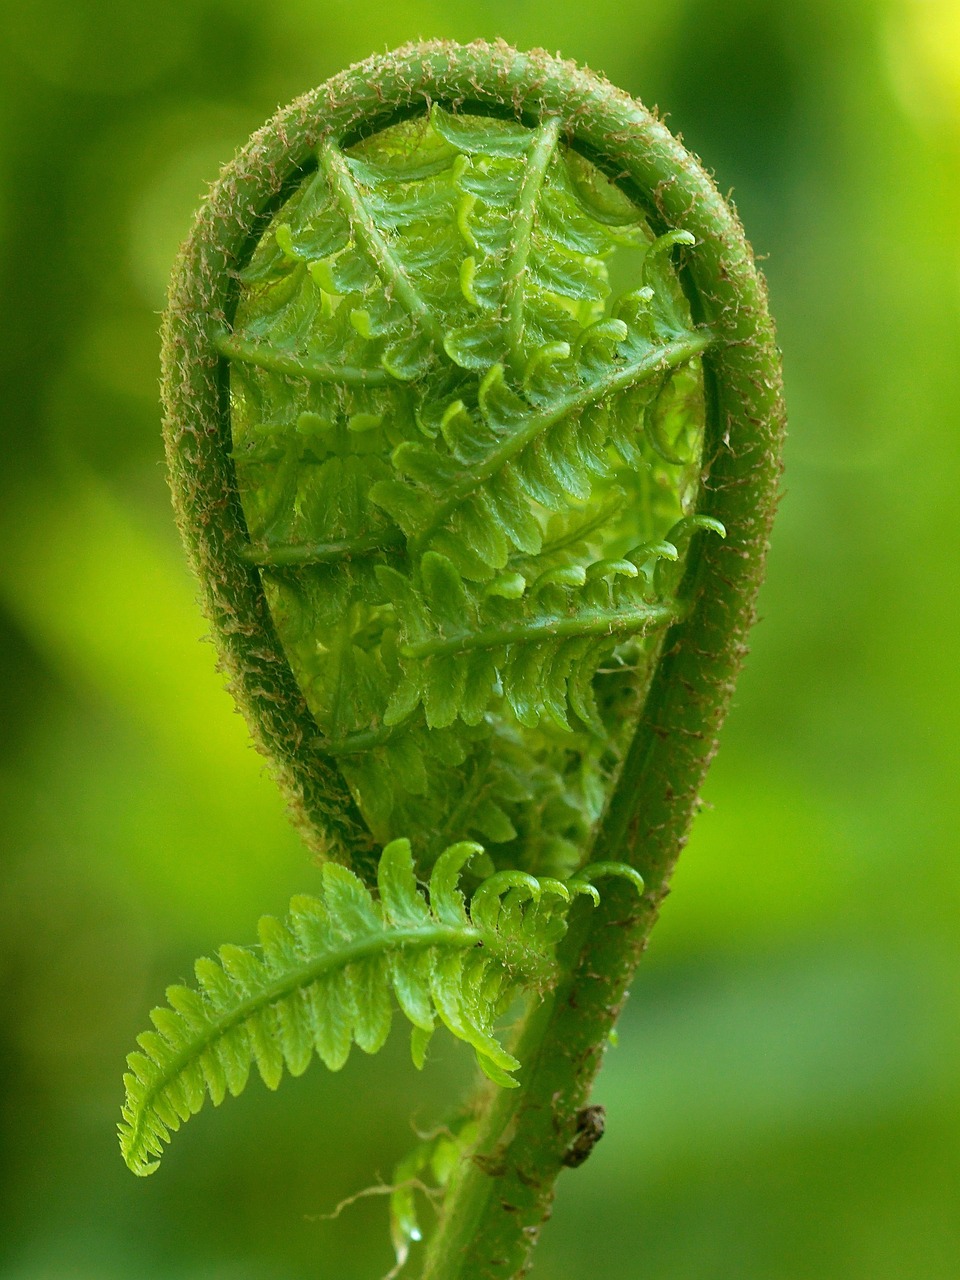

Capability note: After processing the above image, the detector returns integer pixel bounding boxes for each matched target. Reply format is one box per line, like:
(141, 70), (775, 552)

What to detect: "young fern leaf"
(119, 839), (641, 1176)
(154, 39), (784, 1277)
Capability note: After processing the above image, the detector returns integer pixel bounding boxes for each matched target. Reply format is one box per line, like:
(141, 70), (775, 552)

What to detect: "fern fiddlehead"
(129, 39), (785, 1278)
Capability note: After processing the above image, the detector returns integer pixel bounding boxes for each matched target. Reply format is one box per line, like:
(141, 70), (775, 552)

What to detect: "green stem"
(240, 530), (402, 566)
(312, 721), (406, 758)
(419, 897), (635, 1280)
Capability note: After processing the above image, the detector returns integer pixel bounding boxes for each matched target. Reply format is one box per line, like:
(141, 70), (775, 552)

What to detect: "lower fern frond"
(118, 839), (641, 1176)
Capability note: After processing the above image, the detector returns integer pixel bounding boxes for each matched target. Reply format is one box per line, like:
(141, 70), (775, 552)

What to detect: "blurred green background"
(1, 1), (958, 1277)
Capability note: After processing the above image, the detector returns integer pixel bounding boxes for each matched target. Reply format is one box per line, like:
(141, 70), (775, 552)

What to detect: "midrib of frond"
(415, 329), (712, 543)
(125, 922), (479, 1157)
(318, 138), (445, 346)
(240, 530), (403, 566)
(535, 497), (624, 560)
(216, 332), (394, 385)
(400, 600), (680, 660)
(504, 118), (562, 378)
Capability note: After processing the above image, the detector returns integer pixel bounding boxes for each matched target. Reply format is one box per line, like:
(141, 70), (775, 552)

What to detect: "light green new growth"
(224, 103), (715, 867)
(120, 839), (641, 1176)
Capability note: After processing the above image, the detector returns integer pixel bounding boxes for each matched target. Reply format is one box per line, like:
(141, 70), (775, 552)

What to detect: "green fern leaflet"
(119, 839), (642, 1176)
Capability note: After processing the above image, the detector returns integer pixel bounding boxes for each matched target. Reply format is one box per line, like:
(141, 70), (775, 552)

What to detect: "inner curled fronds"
(222, 103), (717, 878)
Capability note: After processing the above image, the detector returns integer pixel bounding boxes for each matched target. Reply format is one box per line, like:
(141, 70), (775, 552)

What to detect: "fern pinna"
(120, 840), (641, 1175)
(133, 40), (785, 1279)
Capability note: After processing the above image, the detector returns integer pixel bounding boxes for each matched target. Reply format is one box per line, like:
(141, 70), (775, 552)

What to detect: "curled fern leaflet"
(119, 840), (641, 1176)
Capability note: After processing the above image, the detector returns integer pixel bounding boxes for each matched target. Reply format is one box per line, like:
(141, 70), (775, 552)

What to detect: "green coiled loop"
(160, 40), (784, 1278)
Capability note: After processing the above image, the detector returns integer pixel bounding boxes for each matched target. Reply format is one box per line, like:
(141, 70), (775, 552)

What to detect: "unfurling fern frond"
(119, 839), (642, 1176)
(155, 39), (784, 1277)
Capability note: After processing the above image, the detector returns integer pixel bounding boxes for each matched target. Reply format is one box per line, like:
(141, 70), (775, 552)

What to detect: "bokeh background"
(1, 1), (958, 1277)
